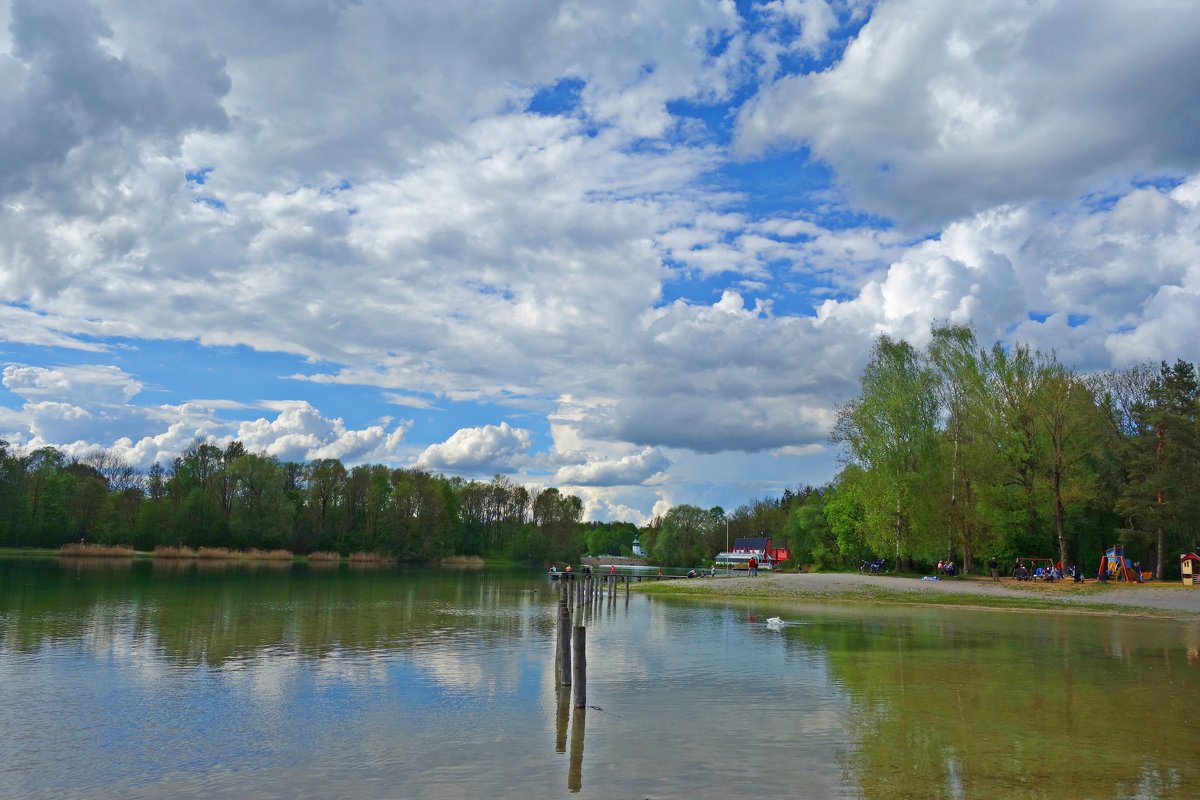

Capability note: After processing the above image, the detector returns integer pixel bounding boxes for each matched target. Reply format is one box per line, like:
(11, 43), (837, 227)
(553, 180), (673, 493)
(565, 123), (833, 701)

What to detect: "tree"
(0, 440), (27, 545)
(979, 343), (1046, 557)
(651, 504), (711, 566)
(782, 488), (838, 568)
(926, 324), (997, 571)
(228, 453), (293, 549)
(832, 336), (940, 567)
(1117, 360), (1200, 577)
(1033, 361), (1107, 570)
(532, 488), (583, 562)
(824, 470), (867, 564)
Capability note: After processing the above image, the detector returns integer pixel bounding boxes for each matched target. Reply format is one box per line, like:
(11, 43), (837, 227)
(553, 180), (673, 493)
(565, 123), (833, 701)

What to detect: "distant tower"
(632, 535), (644, 557)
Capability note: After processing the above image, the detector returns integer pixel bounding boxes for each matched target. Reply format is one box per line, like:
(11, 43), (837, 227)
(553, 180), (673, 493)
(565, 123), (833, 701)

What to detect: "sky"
(2, 0), (1199, 524)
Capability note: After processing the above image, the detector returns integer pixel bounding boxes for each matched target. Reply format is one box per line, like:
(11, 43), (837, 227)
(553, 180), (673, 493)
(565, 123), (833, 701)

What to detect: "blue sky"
(3, 0), (1200, 523)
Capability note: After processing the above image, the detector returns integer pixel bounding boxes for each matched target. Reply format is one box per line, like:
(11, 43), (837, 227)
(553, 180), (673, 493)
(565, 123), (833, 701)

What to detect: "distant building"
(733, 536), (790, 565)
(631, 534), (644, 557)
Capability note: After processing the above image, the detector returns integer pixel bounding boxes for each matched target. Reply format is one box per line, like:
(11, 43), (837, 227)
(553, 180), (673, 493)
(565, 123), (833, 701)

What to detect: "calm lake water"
(1, 559), (1197, 799)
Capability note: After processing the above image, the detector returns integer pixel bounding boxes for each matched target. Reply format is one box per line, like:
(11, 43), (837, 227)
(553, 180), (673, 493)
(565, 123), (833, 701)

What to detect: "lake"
(1, 558), (1197, 799)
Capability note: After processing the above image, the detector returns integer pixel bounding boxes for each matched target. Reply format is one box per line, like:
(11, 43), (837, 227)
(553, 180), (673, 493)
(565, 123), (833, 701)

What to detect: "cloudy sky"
(2, 0), (1199, 523)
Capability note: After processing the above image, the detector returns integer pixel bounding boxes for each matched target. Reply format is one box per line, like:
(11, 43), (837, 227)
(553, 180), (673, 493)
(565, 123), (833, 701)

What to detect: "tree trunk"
(1156, 523), (1164, 580)
(1054, 484), (1068, 570)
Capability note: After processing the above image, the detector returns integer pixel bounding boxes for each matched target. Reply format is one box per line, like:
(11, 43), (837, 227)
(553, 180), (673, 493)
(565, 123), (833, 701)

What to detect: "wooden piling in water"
(556, 600), (572, 686)
(571, 625), (586, 708)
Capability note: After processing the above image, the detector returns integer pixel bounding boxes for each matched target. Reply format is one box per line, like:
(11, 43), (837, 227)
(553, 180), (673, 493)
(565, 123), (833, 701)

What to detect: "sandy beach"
(642, 570), (1200, 616)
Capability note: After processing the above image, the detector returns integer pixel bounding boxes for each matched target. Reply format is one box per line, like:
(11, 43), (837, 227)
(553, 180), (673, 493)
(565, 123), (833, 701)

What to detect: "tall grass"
(196, 547), (239, 559)
(58, 543), (135, 558)
(307, 551), (341, 562)
(153, 546), (294, 560)
(153, 545), (197, 559)
(244, 548), (294, 561)
(348, 551), (393, 564)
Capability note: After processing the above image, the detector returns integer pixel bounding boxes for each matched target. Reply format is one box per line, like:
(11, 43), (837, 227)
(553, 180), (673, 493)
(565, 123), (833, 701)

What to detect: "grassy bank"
(632, 573), (1198, 618)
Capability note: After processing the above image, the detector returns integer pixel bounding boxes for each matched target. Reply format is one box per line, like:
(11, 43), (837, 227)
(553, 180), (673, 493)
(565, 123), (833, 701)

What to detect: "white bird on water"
(766, 616), (785, 628)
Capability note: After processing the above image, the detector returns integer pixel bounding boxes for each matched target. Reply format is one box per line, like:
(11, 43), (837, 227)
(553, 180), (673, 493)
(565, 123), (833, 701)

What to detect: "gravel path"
(679, 571), (1200, 615)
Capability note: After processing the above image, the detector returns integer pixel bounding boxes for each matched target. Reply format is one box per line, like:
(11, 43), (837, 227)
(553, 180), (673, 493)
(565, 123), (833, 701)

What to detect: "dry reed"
(244, 548), (294, 561)
(153, 545), (198, 559)
(58, 543), (135, 558)
(347, 551), (393, 563)
(307, 551), (341, 562)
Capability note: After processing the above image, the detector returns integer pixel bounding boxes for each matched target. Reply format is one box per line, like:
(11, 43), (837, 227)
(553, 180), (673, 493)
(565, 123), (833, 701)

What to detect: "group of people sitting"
(859, 558), (887, 574)
(1012, 560), (1065, 581)
(935, 559), (958, 577)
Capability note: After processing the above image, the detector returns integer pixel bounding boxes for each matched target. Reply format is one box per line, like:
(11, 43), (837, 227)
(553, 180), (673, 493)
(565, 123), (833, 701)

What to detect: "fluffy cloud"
(553, 447), (670, 487)
(0, 367), (407, 468)
(3, 1), (1200, 520)
(3, 364), (140, 405)
(817, 176), (1200, 368)
(234, 402), (407, 464)
(736, 0), (1200, 228)
(0, 0), (229, 197)
(417, 422), (533, 472)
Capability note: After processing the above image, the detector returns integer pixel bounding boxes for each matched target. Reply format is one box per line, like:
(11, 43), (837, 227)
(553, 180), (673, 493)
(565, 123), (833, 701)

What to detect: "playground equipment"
(1182, 553), (1200, 586)
(1097, 545), (1148, 582)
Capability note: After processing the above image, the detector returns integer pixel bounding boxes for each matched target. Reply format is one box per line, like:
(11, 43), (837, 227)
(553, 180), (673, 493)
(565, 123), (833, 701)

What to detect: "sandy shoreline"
(643, 571), (1200, 616)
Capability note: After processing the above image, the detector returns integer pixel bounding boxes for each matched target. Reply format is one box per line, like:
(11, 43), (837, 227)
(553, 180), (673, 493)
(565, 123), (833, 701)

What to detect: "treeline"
(0, 441), (586, 563)
(4, 327), (1196, 574)
(0, 432), (840, 569)
(815, 326), (1200, 577)
(623, 327), (1200, 578)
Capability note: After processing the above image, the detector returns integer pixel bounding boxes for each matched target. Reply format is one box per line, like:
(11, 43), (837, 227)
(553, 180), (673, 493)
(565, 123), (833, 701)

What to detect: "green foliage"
(1115, 360), (1200, 576)
(829, 329), (1199, 576)
(5, 339), (1197, 577)
(832, 335), (940, 567)
(0, 438), (589, 565)
(782, 488), (840, 567)
(583, 521), (637, 556)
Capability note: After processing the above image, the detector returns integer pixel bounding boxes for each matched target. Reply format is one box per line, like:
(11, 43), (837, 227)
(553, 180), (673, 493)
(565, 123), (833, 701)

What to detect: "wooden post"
(554, 599), (565, 684)
(556, 600), (572, 686)
(572, 625), (586, 708)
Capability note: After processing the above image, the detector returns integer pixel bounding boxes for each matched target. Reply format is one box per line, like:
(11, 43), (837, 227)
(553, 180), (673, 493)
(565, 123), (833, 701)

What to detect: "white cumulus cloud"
(417, 422), (533, 472)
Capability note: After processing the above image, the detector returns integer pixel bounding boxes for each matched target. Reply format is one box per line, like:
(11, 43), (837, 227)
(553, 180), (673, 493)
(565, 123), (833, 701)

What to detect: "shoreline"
(635, 571), (1200, 618)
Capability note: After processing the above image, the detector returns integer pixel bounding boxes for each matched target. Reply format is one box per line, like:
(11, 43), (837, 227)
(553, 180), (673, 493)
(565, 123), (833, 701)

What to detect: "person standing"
(748, 555), (758, 577)
(988, 556), (999, 581)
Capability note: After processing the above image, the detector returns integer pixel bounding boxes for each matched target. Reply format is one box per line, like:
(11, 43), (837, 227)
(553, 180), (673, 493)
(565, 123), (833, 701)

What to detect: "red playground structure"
(1097, 545), (1146, 582)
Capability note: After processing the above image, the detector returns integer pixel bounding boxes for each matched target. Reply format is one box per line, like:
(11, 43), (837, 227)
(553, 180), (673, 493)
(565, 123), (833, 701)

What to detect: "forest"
(1, 325), (1197, 575)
